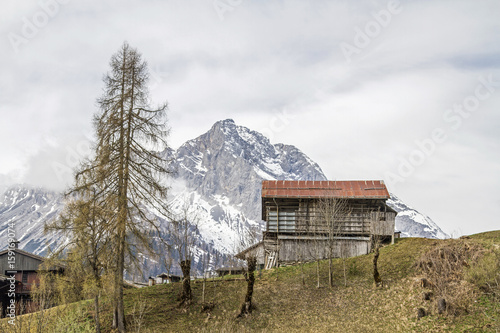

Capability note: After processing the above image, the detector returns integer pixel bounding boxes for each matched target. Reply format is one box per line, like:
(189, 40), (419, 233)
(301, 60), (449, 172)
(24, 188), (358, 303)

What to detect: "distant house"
(0, 241), (63, 316)
(156, 273), (182, 284)
(148, 276), (155, 286)
(237, 180), (397, 269)
(215, 267), (246, 277)
(148, 273), (182, 286)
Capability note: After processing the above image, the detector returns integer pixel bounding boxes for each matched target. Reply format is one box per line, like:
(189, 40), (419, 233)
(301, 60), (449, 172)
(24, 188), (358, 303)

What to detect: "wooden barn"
(0, 242), (63, 316)
(237, 180), (397, 269)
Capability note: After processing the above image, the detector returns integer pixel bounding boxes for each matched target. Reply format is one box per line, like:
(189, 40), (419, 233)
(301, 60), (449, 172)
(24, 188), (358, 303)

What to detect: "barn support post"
(273, 197), (280, 269)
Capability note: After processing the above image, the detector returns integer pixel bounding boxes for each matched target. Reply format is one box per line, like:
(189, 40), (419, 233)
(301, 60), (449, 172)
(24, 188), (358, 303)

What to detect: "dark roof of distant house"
(262, 180), (390, 199)
(157, 273), (169, 277)
(0, 248), (46, 262)
(0, 248), (65, 270)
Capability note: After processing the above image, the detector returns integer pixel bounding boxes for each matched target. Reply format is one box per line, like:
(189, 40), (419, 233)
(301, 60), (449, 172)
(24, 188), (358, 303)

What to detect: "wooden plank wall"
(277, 238), (371, 262)
(0, 252), (43, 274)
(264, 198), (395, 237)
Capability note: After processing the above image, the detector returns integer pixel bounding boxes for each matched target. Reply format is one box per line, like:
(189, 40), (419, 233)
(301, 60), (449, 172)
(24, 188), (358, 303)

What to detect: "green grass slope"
(2, 232), (499, 332)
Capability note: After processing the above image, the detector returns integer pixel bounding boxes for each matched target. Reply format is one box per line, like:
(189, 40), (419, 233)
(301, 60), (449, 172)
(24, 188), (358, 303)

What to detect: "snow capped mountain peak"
(170, 120), (327, 220)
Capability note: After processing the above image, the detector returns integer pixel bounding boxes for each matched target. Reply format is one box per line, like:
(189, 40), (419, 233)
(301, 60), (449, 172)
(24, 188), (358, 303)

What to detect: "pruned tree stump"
(200, 301), (215, 313)
(179, 260), (192, 307)
(238, 257), (257, 318)
(238, 301), (254, 318)
(417, 307), (427, 319)
(437, 298), (447, 314)
(420, 278), (434, 289)
(423, 291), (433, 301)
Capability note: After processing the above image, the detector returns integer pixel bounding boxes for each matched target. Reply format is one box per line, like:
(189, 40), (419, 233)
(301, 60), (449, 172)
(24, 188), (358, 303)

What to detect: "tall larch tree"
(75, 42), (172, 332)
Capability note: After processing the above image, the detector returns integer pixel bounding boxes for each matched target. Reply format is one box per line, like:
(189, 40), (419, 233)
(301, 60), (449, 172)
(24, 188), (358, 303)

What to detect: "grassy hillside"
(2, 231), (499, 332)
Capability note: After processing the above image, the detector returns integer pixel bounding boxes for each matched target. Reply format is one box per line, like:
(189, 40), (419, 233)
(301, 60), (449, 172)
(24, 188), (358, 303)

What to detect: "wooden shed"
(237, 180), (397, 269)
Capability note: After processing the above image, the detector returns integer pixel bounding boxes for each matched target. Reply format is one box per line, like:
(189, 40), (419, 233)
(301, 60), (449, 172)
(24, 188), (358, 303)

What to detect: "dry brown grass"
(415, 239), (485, 316)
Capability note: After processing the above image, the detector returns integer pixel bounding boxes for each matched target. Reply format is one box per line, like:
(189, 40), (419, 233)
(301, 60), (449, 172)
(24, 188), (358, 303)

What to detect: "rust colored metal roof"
(261, 180), (390, 199)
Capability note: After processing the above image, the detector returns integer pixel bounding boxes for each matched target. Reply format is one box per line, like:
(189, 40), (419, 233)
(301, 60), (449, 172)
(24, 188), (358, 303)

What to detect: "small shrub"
(348, 260), (360, 276)
(51, 304), (94, 333)
(466, 249), (500, 298)
(128, 294), (152, 333)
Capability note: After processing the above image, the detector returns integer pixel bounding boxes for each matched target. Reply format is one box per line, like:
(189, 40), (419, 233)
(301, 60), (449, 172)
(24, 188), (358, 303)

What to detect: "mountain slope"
(0, 186), (65, 255)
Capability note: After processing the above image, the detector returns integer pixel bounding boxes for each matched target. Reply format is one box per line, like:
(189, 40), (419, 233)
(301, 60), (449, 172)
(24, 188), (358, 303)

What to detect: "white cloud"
(0, 0), (499, 235)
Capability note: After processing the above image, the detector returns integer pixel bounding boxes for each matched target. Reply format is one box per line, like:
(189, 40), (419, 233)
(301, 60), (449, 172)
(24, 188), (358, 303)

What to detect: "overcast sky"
(1, 0), (499, 237)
